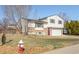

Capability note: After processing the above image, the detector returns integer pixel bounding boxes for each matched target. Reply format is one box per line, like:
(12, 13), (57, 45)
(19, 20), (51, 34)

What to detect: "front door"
(48, 28), (51, 35)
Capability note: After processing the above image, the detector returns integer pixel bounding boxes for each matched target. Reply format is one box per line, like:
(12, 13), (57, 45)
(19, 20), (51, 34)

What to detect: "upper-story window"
(58, 20), (62, 24)
(50, 19), (55, 23)
(35, 23), (43, 28)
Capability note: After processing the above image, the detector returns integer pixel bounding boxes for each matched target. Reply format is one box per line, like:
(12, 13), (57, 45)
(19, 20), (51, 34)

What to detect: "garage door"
(51, 29), (62, 36)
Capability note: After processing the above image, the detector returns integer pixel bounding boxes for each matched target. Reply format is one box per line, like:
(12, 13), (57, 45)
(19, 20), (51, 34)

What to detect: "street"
(43, 44), (79, 54)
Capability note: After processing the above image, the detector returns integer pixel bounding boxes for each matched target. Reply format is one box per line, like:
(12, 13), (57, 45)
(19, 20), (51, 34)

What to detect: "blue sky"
(28, 5), (79, 20)
(0, 5), (79, 20)
(0, 6), (5, 20)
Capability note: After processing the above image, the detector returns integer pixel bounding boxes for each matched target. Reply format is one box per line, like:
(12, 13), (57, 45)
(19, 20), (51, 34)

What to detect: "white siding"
(35, 28), (44, 30)
(28, 32), (36, 34)
(42, 15), (64, 28)
(28, 22), (35, 27)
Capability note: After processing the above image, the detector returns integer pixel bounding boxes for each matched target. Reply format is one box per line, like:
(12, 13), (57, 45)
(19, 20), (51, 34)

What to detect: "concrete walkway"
(43, 44), (79, 54)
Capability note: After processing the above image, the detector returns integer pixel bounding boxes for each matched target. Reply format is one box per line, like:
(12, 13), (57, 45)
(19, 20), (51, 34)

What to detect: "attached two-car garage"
(48, 28), (63, 36)
(51, 29), (62, 36)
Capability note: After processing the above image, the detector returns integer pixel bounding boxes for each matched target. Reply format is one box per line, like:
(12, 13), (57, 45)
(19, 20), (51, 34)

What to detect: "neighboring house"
(20, 15), (64, 36)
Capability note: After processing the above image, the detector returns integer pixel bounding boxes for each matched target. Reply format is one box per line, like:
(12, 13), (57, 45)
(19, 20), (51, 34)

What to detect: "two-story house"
(20, 15), (64, 36)
(39, 15), (64, 36)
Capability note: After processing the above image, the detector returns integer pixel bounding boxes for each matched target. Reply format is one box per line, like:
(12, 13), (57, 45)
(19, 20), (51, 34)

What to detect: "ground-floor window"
(36, 32), (42, 35)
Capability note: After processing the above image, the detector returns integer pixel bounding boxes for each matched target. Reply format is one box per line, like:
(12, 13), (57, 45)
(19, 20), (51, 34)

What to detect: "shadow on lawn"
(6, 40), (13, 43)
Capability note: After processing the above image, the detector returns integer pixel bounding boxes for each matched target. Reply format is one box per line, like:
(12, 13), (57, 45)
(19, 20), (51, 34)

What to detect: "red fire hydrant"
(18, 40), (25, 54)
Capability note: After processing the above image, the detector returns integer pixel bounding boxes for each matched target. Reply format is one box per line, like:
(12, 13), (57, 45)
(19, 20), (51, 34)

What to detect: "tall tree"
(4, 6), (16, 24)
(64, 20), (79, 35)
(58, 12), (71, 21)
(14, 5), (31, 19)
(14, 5), (31, 34)
(3, 5), (31, 34)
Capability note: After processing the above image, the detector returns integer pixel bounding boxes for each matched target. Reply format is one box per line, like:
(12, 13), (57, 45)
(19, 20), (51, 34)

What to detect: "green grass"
(0, 34), (79, 54)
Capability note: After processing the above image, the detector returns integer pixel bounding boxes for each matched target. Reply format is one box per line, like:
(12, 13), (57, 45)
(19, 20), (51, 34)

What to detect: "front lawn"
(0, 34), (79, 54)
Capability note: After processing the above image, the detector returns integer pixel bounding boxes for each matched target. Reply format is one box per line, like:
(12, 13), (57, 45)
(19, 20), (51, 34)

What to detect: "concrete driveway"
(53, 35), (79, 39)
(43, 44), (79, 54)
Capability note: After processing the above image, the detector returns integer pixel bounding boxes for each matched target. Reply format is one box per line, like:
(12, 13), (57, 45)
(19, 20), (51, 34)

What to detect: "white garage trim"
(51, 29), (62, 36)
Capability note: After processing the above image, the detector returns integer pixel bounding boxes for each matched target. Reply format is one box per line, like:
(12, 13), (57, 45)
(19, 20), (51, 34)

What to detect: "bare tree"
(4, 6), (16, 25)
(3, 5), (31, 34)
(14, 5), (31, 19)
(14, 5), (31, 34)
(0, 17), (9, 33)
(58, 12), (71, 21)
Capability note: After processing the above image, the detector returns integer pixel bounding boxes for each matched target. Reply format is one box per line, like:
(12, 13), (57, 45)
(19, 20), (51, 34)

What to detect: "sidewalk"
(43, 44), (79, 54)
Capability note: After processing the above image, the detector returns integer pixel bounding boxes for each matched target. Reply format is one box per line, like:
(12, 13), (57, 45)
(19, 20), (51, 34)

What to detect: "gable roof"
(21, 17), (47, 23)
(18, 14), (64, 24)
(39, 15), (64, 20)
(28, 19), (47, 23)
(39, 15), (56, 20)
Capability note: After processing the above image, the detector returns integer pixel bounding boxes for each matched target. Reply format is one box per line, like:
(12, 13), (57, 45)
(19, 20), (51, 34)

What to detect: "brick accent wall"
(28, 27), (48, 35)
